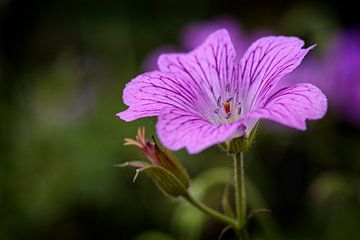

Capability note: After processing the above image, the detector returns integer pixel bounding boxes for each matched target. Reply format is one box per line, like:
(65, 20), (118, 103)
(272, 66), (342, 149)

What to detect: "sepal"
(153, 137), (190, 188)
(139, 166), (189, 197)
(220, 122), (260, 154)
(117, 127), (190, 197)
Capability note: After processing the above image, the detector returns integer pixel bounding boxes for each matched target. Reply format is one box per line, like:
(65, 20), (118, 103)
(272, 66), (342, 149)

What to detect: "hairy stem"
(182, 192), (238, 228)
(234, 152), (249, 239)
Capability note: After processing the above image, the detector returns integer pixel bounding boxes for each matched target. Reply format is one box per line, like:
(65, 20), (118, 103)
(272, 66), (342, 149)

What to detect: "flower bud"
(137, 166), (188, 197)
(116, 127), (190, 197)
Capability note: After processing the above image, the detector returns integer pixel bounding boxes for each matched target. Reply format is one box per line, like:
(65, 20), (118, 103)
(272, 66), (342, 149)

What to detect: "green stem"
(234, 152), (249, 239)
(182, 192), (238, 228)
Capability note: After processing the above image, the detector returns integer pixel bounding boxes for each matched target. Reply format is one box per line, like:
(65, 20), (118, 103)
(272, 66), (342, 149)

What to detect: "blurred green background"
(1, 0), (359, 239)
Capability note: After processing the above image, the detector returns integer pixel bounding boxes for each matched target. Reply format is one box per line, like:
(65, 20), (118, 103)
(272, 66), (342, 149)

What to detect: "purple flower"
(324, 30), (360, 125)
(142, 45), (177, 72)
(280, 30), (360, 126)
(181, 17), (248, 55)
(143, 17), (246, 71)
(144, 17), (273, 71)
(117, 30), (327, 153)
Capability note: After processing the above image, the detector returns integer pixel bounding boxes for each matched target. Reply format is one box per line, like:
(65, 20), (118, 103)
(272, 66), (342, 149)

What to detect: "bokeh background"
(1, 0), (359, 239)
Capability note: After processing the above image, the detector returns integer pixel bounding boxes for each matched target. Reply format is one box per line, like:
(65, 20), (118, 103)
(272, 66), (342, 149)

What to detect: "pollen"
(223, 100), (231, 113)
(213, 92), (241, 122)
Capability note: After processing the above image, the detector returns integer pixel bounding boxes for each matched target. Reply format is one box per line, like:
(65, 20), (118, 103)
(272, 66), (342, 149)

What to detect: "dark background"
(1, 0), (359, 239)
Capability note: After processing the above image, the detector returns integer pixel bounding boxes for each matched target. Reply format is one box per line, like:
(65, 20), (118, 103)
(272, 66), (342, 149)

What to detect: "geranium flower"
(117, 29), (327, 153)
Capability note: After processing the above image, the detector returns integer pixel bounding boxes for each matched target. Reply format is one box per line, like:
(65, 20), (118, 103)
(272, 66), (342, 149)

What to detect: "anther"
(226, 83), (230, 92)
(226, 112), (232, 119)
(226, 97), (233, 102)
(217, 96), (222, 107)
(214, 108), (220, 114)
(223, 101), (231, 113)
(237, 107), (242, 115)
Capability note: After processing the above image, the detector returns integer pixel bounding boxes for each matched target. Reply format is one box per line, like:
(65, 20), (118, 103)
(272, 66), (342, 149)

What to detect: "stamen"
(217, 96), (222, 107)
(226, 97), (233, 102)
(226, 112), (232, 119)
(234, 89), (239, 100)
(237, 106), (242, 115)
(214, 108), (220, 114)
(226, 83), (230, 92)
(223, 101), (231, 113)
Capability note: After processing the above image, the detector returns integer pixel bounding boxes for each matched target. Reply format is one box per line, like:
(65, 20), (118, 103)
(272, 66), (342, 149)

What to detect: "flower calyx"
(220, 122), (259, 154)
(115, 127), (190, 197)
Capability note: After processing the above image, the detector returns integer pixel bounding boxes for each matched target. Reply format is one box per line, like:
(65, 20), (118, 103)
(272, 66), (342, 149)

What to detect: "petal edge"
(243, 83), (327, 130)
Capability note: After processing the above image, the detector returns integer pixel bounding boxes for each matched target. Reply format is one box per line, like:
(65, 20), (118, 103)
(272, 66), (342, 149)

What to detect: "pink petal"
(156, 108), (246, 154)
(117, 71), (201, 121)
(244, 83), (327, 130)
(158, 29), (238, 103)
(238, 36), (315, 113)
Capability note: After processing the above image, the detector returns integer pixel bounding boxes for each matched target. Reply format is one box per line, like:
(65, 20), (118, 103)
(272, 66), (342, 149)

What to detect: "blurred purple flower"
(281, 30), (360, 126)
(142, 45), (176, 71)
(324, 30), (360, 125)
(181, 17), (248, 54)
(143, 17), (273, 71)
(117, 30), (327, 153)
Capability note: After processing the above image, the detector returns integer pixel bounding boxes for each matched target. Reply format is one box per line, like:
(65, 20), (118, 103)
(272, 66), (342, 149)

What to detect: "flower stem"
(234, 152), (249, 239)
(182, 192), (238, 228)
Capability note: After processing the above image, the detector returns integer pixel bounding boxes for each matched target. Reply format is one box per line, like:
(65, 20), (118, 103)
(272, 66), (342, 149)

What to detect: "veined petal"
(117, 71), (201, 121)
(244, 83), (327, 130)
(158, 29), (238, 105)
(238, 36), (315, 113)
(156, 108), (246, 154)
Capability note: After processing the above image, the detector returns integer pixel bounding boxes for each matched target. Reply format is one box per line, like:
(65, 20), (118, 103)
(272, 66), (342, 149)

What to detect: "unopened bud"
(138, 166), (188, 197)
(117, 127), (190, 197)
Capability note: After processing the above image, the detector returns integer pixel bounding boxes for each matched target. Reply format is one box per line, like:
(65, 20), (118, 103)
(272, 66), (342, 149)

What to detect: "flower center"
(223, 99), (231, 114)
(213, 86), (242, 123)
